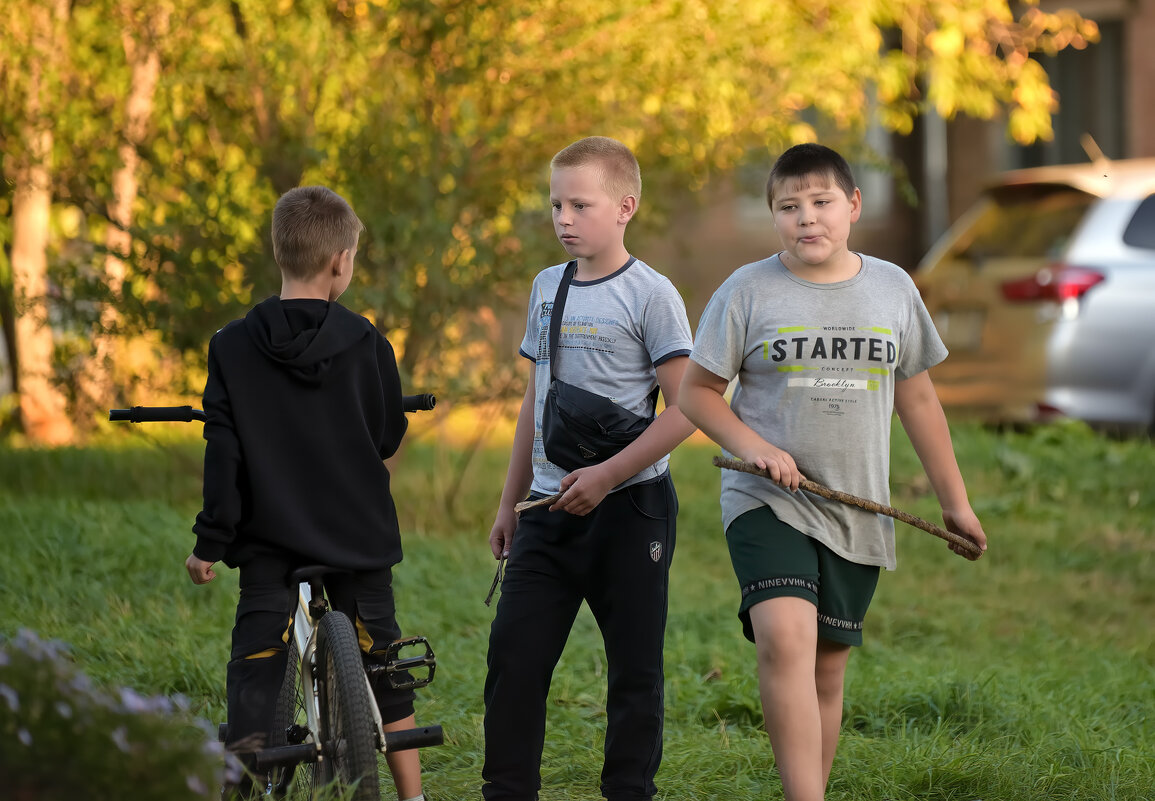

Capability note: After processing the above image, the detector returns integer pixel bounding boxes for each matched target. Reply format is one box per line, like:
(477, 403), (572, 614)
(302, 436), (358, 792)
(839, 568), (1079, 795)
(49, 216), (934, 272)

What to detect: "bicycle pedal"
(369, 636), (437, 690)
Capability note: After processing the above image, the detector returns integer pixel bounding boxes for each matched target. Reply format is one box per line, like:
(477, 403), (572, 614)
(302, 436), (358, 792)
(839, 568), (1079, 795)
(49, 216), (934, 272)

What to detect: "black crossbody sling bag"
(539, 260), (657, 471)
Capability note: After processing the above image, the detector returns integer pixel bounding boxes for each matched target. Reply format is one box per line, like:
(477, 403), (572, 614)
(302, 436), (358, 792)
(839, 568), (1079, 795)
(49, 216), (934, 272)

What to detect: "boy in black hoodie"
(185, 185), (425, 801)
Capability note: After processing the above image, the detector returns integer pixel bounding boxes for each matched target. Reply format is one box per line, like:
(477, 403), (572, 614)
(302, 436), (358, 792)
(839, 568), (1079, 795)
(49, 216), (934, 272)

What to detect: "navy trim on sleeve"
(653, 348), (691, 367)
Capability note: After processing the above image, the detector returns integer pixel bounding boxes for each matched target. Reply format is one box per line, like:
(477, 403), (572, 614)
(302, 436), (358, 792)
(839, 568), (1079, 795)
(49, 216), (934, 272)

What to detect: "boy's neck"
(780, 249), (862, 284)
(574, 245), (631, 281)
(280, 277), (335, 301)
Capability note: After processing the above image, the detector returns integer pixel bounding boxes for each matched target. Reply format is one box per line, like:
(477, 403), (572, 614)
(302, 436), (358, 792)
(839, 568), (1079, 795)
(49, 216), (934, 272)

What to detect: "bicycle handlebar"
(251, 723), (445, 769)
(108, 406), (206, 423)
(402, 393), (436, 413)
(110, 394), (436, 423)
(383, 724), (444, 752)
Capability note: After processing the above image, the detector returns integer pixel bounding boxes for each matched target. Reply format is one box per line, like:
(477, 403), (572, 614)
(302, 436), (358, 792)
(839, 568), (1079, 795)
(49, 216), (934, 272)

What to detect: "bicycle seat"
(289, 565), (351, 585)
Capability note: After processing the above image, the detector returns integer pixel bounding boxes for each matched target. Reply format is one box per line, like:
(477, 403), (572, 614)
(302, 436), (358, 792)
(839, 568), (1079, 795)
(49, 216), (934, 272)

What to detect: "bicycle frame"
(290, 589), (388, 755)
(292, 583), (323, 758)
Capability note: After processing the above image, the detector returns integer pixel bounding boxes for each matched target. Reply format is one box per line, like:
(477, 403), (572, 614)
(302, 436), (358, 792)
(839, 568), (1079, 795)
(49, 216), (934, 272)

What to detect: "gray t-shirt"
(690, 254), (947, 569)
(519, 257), (693, 496)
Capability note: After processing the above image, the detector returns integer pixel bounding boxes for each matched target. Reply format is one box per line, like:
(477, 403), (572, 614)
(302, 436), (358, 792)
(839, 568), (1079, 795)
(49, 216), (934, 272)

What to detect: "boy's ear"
(618, 194), (638, 224)
(328, 249), (346, 275)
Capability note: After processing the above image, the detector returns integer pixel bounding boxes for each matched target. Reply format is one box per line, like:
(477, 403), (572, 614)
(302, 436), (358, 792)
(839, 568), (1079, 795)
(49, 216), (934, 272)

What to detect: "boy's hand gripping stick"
(713, 456), (983, 559)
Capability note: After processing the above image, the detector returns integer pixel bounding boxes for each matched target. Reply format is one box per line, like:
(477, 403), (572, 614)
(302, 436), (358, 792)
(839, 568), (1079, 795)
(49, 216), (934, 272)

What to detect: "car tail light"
(1034, 402), (1067, 421)
(1000, 265), (1105, 303)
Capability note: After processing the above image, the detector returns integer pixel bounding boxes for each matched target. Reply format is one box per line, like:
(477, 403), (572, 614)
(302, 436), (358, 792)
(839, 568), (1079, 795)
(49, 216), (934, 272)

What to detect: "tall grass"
(2, 419), (1153, 800)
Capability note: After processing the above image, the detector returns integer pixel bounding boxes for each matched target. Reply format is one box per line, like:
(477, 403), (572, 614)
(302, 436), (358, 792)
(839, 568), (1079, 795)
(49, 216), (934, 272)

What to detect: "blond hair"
(271, 186), (364, 279)
(550, 136), (641, 204)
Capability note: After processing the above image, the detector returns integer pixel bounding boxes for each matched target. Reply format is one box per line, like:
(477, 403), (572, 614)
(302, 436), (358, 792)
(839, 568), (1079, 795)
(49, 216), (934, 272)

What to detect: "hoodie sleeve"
(192, 337), (244, 563)
(377, 334), (408, 459)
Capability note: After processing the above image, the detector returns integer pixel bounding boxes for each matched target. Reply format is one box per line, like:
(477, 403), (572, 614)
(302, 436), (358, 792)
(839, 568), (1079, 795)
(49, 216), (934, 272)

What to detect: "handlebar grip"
(382, 724), (444, 752)
(401, 393), (436, 413)
(108, 406), (206, 423)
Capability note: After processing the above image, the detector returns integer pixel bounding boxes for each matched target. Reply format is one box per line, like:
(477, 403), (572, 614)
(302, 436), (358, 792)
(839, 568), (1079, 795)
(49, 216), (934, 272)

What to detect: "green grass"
(2, 420), (1153, 800)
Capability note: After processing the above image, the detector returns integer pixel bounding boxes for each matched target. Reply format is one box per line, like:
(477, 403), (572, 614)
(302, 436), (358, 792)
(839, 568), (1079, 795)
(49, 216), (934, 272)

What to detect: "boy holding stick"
(679, 144), (986, 801)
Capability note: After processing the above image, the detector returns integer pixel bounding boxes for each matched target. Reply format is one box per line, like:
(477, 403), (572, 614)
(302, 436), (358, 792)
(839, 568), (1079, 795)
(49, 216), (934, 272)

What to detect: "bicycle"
(110, 393), (443, 800)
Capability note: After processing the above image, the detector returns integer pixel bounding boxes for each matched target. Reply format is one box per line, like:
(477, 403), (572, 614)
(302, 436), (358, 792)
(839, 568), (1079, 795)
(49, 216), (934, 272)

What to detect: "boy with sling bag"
(482, 137), (696, 801)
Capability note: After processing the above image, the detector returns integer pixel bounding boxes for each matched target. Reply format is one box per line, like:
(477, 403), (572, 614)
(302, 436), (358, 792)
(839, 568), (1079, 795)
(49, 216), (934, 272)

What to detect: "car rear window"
(1122, 194), (1155, 250)
(949, 184), (1096, 260)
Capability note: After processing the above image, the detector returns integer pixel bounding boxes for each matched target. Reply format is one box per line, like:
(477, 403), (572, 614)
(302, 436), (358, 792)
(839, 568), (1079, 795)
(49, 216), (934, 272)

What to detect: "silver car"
(914, 158), (1155, 433)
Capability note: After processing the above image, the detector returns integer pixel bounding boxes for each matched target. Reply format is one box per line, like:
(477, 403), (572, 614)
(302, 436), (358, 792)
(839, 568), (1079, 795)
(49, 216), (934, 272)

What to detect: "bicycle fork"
(296, 584), (441, 761)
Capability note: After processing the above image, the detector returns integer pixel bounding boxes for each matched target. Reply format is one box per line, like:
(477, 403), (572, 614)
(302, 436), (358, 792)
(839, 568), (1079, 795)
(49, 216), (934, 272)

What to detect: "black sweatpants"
(224, 542), (416, 748)
(482, 473), (677, 801)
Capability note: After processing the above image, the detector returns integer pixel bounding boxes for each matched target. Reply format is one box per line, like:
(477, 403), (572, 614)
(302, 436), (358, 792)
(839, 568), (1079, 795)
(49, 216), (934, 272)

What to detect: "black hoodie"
(192, 296), (408, 570)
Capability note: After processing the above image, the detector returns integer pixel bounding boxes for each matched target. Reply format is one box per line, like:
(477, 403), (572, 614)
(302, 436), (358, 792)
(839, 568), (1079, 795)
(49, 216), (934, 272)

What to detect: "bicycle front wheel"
(314, 612), (381, 801)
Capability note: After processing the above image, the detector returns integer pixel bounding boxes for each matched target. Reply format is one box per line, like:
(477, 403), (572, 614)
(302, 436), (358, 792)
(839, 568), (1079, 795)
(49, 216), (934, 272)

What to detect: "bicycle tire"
(267, 637), (317, 798)
(314, 612), (381, 801)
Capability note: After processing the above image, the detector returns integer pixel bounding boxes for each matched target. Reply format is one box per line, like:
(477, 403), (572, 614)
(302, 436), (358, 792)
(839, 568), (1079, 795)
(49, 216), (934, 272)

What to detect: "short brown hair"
(271, 186), (364, 279)
(766, 144), (857, 208)
(550, 136), (642, 204)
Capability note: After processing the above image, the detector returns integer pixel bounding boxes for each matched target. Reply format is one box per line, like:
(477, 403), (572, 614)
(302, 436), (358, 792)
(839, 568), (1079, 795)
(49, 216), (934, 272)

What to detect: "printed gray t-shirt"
(519, 257), (693, 496)
(690, 254), (947, 569)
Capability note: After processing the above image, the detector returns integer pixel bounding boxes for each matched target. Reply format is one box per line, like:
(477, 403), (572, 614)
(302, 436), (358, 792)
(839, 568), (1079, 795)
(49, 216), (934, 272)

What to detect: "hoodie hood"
(244, 296), (371, 384)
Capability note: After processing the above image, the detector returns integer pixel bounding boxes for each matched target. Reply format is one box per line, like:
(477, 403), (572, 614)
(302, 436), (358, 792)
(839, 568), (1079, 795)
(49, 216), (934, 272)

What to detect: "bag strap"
(547, 259), (660, 416)
(548, 260), (578, 382)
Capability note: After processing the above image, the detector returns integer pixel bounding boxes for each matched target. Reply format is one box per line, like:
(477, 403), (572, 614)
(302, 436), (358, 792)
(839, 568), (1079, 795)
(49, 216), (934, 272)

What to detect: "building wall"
(1129, 0), (1155, 157)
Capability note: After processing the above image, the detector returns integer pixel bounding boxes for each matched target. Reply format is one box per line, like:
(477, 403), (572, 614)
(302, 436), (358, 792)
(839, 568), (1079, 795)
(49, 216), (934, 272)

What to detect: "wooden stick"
(712, 456), (982, 558)
(514, 493), (563, 514)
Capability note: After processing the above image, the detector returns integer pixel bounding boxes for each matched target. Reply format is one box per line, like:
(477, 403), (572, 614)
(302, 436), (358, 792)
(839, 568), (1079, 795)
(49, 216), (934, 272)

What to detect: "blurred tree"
(319, 0), (1096, 395)
(74, 2), (172, 420)
(2, 0), (75, 444)
(0, 0), (1097, 441)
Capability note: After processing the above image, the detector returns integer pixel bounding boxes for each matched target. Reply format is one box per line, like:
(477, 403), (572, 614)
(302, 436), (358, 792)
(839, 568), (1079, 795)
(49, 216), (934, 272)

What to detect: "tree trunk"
(10, 0), (73, 445)
(12, 142), (73, 445)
